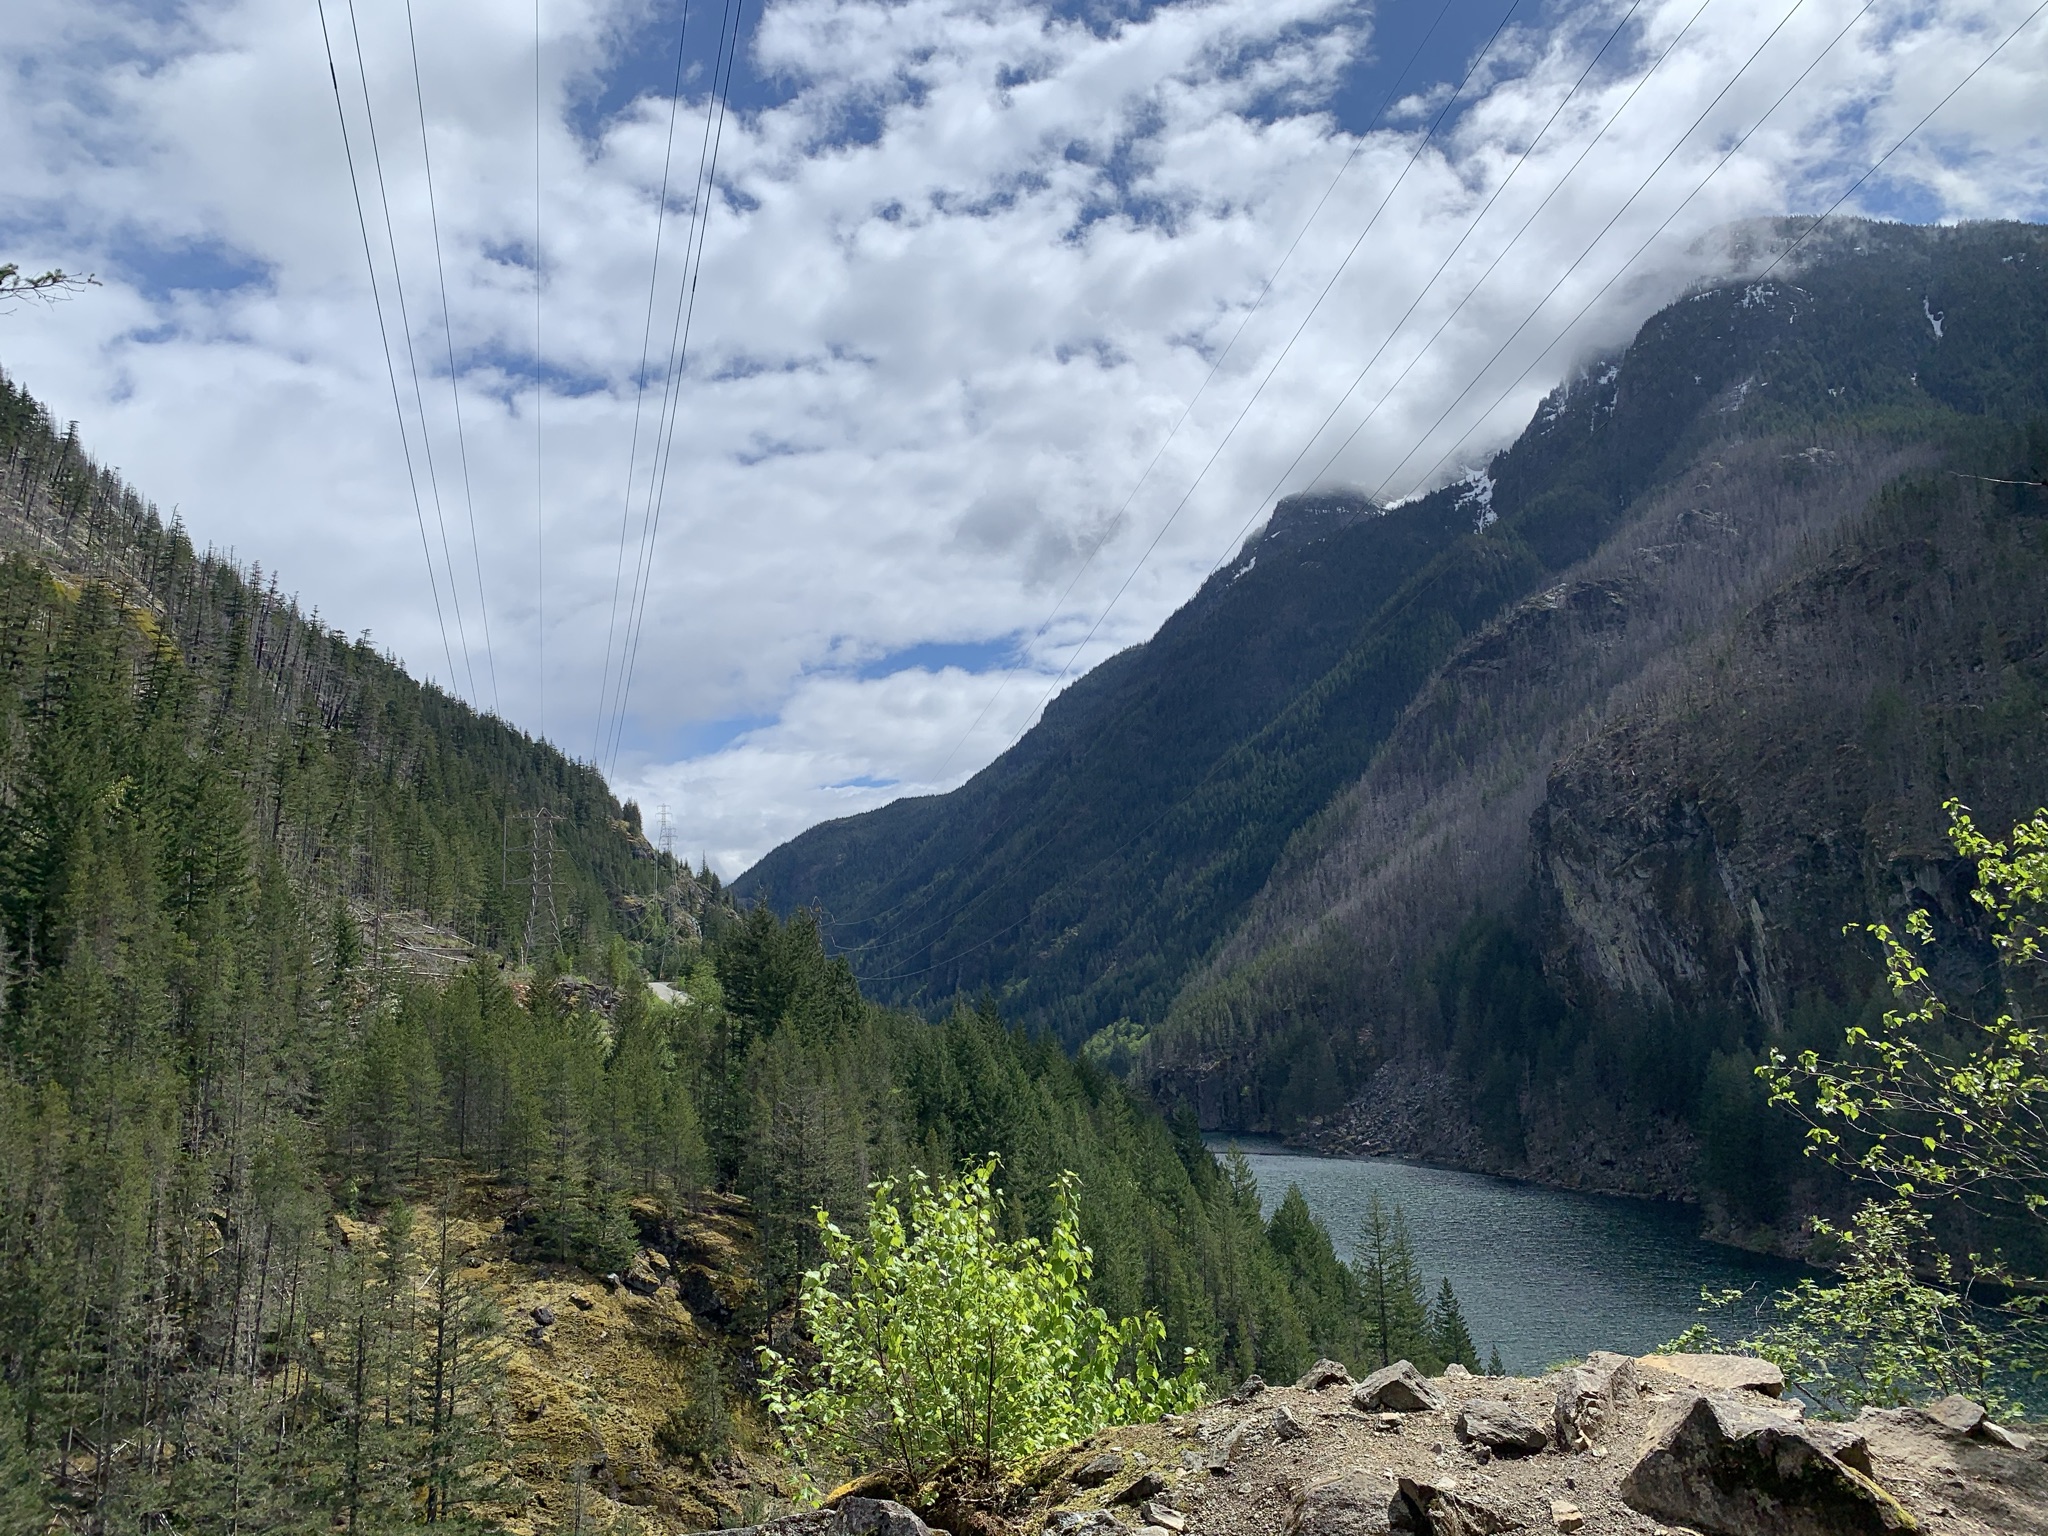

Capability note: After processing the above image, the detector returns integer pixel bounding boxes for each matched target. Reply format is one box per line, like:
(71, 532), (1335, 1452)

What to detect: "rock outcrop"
(1352, 1361), (1445, 1414)
(1619, 1390), (1917, 1535)
(958, 1352), (2041, 1536)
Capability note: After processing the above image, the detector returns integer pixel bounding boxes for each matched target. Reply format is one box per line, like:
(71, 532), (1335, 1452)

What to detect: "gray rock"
(1389, 1475), (1526, 1534)
(1353, 1360), (1445, 1414)
(831, 1500), (938, 1536)
(531, 1304), (557, 1328)
(1286, 1472), (1387, 1536)
(619, 1261), (663, 1297)
(1554, 1352), (1637, 1452)
(1206, 1421), (1248, 1472)
(1070, 1451), (1125, 1488)
(1271, 1404), (1309, 1442)
(1230, 1374), (1268, 1403)
(1297, 1358), (1352, 1391)
(1112, 1471), (1168, 1505)
(1048, 1514), (1118, 1536)
(1978, 1419), (2031, 1450)
(1456, 1398), (1548, 1456)
(1636, 1352), (1784, 1398)
(1621, 1391), (1916, 1535)
(1918, 1395), (1986, 1436)
(1139, 1500), (1185, 1532)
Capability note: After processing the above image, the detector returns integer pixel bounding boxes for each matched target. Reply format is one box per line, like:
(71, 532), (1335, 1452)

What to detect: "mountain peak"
(1251, 489), (1381, 554)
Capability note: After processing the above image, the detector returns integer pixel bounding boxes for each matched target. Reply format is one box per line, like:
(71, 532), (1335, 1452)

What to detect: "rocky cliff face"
(1533, 464), (2041, 1046)
(740, 220), (2048, 1227)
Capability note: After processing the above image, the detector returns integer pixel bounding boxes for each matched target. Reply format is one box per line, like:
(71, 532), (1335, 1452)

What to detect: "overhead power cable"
(535, 0), (546, 738)
(314, 0), (459, 694)
(1387, 0), (2001, 499)
(594, 0), (700, 764)
(1192, 0), (1810, 603)
(845, 0), (1983, 989)
(1184, 0), (1722, 605)
(821, 0), (1466, 947)
(344, 0), (477, 704)
(908, 0), (1466, 796)
(983, 0), (1531, 767)
(404, 0), (500, 713)
(604, 0), (749, 777)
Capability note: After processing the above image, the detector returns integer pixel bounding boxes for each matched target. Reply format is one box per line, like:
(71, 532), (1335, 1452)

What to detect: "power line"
(1748, 0), (2048, 282)
(983, 0), (1530, 770)
(594, 0), (700, 764)
(313, 0), (459, 694)
(403, 0), (500, 714)
(843, 0), (1971, 989)
(343, 0), (477, 705)
(1389, 0), (1956, 499)
(1184, 0), (1726, 607)
(604, 0), (749, 777)
(911, 0), (1466, 795)
(535, 0), (546, 739)
(609, 0), (744, 776)
(821, 0), (1468, 947)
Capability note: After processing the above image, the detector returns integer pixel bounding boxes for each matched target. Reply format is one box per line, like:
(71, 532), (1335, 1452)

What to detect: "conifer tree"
(1429, 1276), (1479, 1370)
(1353, 1195), (1436, 1370)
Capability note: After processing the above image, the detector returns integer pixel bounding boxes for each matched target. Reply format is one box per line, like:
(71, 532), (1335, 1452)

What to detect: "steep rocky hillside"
(739, 220), (2048, 1063)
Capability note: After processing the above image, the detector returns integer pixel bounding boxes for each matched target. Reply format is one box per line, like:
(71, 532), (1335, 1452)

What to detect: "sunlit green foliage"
(761, 1163), (1204, 1490)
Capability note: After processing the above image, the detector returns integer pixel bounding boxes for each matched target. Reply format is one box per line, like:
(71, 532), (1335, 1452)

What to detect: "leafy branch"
(0, 264), (99, 308)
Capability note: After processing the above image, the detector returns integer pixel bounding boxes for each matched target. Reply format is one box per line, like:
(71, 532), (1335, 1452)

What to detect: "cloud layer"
(3, 0), (2044, 871)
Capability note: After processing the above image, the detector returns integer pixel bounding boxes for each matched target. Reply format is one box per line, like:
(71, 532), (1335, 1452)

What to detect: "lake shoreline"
(1209, 1133), (1820, 1374)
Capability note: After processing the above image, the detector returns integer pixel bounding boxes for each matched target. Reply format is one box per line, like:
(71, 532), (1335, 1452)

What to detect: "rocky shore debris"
(1071, 1452), (1125, 1489)
(727, 1496), (948, 1536)
(1388, 1474), (1523, 1534)
(1635, 1352), (1784, 1398)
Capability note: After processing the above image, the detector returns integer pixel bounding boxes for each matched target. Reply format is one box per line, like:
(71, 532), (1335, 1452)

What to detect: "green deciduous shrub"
(759, 1161), (1205, 1491)
(1672, 800), (2048, 1412)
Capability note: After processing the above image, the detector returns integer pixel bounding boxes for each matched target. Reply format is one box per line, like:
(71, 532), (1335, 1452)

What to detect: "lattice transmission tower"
(506, 807), (563, 963)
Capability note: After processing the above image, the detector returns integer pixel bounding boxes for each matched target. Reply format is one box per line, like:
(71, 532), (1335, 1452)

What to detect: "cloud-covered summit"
(3, 0), (2043, 871)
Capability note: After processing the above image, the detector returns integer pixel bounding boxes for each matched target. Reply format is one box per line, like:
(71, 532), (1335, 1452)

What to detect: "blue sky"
(3, 0), (2044, 870)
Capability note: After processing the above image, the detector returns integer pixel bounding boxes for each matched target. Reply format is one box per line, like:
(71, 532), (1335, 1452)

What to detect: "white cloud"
(2, 0), (2043, 873)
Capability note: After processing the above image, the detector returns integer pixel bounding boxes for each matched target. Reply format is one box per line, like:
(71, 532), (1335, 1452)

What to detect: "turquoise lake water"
(1212, 1137), (1817, 1375)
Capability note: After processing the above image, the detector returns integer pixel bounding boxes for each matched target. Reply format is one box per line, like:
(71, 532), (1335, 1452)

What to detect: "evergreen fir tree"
(1429, 1276), (1479, 1370)
(1352, 1195), (1437, 1370)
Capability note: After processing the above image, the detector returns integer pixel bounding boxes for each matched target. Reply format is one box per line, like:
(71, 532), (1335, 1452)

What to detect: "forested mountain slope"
(0, 367), (1445, 1531)
(0, 370), (678, 960)
(740, 219), (2048, 1058)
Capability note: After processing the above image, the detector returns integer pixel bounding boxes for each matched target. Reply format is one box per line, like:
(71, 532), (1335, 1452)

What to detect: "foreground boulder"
(1621, 1391), (1917, 1535)
(1286, 1472), (1385, 1536)
(1389, 1475), (1526, 1534)
(1553, 1351), (1636, 1451)
(1297, 1359), (1351, 1391)
(1352, 1361), (1445, 1413)
(729, 1498), (945, 1536)
(1636, 1352), (1784, 1397)
(1455, 1398), (1548, 1456)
